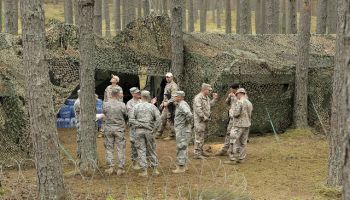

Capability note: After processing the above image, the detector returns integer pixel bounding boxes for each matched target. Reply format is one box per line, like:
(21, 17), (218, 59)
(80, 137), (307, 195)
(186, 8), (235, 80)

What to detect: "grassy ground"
(0, 128), (340, 200)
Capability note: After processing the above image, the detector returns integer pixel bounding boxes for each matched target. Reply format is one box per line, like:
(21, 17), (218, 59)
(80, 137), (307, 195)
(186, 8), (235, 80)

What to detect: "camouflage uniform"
(103, 99), (128, 168)
(193, 92), (217, 156)
(126, 98), (142, 162)
(174, 99), (193, 166)
(221, 95), (238, 153)
(130, 101), (161, 169)
(104, 85), (123, 102)
(73, 98), (81, 159)
(228, 98), (253, 161)
(157, 80), (178, 137)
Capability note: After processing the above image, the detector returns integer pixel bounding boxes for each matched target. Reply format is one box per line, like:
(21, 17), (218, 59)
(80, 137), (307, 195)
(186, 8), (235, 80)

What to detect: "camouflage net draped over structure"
(0, 15), (335, 161)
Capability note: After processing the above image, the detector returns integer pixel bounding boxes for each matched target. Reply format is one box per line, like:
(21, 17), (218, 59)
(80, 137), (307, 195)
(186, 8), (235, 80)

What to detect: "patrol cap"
(173, 91), (185, 97)
(129, 87), (140, 94)
(165, 72), (173, 77)
(110, 74), (120, 83)
(201, 83), (213, 91)
(236, 88), (247, 94)
(141, 90), (151, 97)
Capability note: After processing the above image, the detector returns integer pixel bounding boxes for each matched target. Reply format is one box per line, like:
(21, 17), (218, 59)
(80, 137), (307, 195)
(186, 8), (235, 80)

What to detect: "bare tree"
(327, 0), (336, 34)
(260, 0), (266, 33)
(20, 0), (66, 199)
(163, 0), (168, 14)
(216, 0), (222, 29)
(294, 0), (311, 128)
(171, 0), (184, 85)
(287, 0), (297, 33)
(328, 0), (346, 187)
(143, 0), (150, 16)
(78, 0), (98, 176)
(226, 0), (232, 33)
(316, 0), (327, 34)
(265, 0), (274, 33)
(0, 0), (2, 32)
(114, 0), (121, 34)
(188, 0), (195, 32)
(273, 0), (280, 33)
(94, 0), (102, 36)
(4, 0), (18, 35)
(281, 0), (286, 33)
(103, 0), (111, 37)
(239, 0), (251, 34)
(255, 0), (261, 34)
(138, 0), (142, 17)
(199, 0), (207, 32)
(74, 0), (80, 24)
(65, 0), (73, 23)
(235, 0), (240, 33)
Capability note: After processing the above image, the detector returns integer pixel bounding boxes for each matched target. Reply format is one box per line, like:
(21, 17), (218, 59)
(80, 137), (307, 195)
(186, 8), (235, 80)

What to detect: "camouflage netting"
(0, 15), (335, 160)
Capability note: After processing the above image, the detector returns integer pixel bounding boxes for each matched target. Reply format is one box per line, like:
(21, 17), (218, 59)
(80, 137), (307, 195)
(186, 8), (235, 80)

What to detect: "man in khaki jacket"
(224, 88), (253, 164)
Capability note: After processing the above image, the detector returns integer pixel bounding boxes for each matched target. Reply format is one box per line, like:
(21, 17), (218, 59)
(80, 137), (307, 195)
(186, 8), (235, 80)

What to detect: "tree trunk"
(273, 0), (280, 33)
(64, 0), (73, 23)
(182, 0), (186, 31)
(211, 0), (216, 23)
(103, 0), (111, 37)
(4, 0), (18, 35)
(287, 0), (297, 33)
(163, 0), (168, 14)
(138, 0), (142, 17)
(327, 0), (336, 34)
(316, 0), (327, 34)
(143, 0), (150, 16)
(78, 0), (98, 176)
(281, 0), (286, 33)
(199, 0), (207, 32)
(265, 0), (274, 33)
(255, 0), (261, 34)
(239, 0), (251, 34)
(171, 0), (184, 85)
(94, 0), (102, 36)
(225, 0), (232, 33)
(129, 0), (135, 22)
(114, 0), (121, 34)
(235, 0), (240, 33)
(74, 0), (80, 24)
(328, 0), (346, 187)
(188, 0), (194, 31)
(342, 0), (350, 194)
(0, 0), (2, 32)
(260, 0), (266, 33)
(216, 0), (222, 29)
(122, 0), (126, 27)
(294, 0), (310, 128)
(20, 0), (66, 199)
(193, 0), (199, 21)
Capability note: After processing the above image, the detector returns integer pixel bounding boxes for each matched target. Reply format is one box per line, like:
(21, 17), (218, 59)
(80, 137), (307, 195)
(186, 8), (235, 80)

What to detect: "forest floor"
(0, 128), (341, 200)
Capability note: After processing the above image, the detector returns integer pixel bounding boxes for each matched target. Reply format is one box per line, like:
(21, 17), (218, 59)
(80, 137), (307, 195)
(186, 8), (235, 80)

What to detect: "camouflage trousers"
(104, 124), (126, 168)
(135, 128), (159, 169)
(193, 120), (209, 156)
(129, 126), (138, 162)
(175, 127), (191, 166)
(220, 119), (233, 153)
(157, 108), (175, 137)
(228, 127), (249, 161)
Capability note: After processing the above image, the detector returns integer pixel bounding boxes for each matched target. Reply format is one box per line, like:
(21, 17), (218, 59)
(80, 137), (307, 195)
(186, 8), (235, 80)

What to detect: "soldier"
(104, 74), (123, 102)
(224, 88), (253, 165)
(216, 83), (240, 156)
(156, 72), (178, 140)
(172, 91), (193, 174)
(193, 83), (219, 159)
(129, 90), (161, 177)
(73, 90), (81, 160)
(126, 87), (142, 169)
(103, 89), (128, 175)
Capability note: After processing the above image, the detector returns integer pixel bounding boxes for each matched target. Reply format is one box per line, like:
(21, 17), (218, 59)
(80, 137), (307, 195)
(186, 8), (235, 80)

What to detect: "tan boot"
(132, 161), (142, 170)
(105, 167), (114, 175)
(152, 168), (160, 176)
(172, 165), (186, 174)
(116, 168), (125, 176)
(215, 149), (227, 156)
(138, 169), (148, 177)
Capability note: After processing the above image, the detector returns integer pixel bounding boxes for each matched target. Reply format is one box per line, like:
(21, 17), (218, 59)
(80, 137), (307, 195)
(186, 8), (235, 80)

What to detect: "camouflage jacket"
(126, 98), (142, 118)
(230, 98), (253, 128)
(163, 81), (178, 102)
(174, 100), (193, 129)
(104, 85), (123, 102)
(130, 101), (161, 131)
(103, 99), (127, 127)
(193, 92), (217, 121)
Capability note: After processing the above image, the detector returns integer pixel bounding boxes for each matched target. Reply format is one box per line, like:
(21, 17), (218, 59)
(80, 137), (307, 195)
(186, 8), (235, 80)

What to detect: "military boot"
(132, 161), (142, 170)
(155, 132), (162, 139)
(105, 167), (114, 175)
(138, 169), (148, 177)
(116, 168), (125, 176)
(215, 149), (227, 156)
(172, 165), (186, 174)
(152, 168), (160, 176)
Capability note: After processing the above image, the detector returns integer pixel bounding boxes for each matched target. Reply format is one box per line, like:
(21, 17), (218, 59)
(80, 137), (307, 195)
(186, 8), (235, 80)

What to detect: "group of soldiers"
(74, 72), (253, 177)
